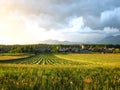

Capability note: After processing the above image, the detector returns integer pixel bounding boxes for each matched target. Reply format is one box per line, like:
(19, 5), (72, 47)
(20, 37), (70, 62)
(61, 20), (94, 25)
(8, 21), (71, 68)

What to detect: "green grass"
(55, 53), (120, 66)
(0, 56), (29, 60)
(0, 53), (34, 60)
(1, 53), (120, 66)
(0, 54), (86, 65)
(0, 64), (120, 90)
(0, 53), (120, 90)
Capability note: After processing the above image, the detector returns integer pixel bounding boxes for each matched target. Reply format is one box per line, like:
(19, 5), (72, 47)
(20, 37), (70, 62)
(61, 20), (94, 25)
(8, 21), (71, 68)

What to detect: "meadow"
(0, 53), (32, 60)
(55, 54), (120, 66)
(0, 53), (120, 90)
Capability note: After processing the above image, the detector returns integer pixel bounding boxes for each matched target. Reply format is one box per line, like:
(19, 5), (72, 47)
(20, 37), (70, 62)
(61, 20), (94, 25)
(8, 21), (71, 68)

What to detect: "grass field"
(0, 53), (33, 60)
(0, 56), (29, 60)
(55, 54), (120, 66)
(0, 53), (120, 90)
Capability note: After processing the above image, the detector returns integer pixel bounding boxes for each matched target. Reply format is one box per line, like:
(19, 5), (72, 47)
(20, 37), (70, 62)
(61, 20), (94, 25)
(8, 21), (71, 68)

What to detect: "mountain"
(38, 35), (120, 45)
(98, 35), (120, 44)
(39, 39), (82, 45)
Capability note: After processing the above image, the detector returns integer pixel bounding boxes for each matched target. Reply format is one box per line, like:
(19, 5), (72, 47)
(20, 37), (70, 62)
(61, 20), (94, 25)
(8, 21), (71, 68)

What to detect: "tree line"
(0, 44), (120, 54)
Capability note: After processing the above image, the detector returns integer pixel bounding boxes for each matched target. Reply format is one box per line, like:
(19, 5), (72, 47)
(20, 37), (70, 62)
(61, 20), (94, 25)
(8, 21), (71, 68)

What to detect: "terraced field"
(0, 54), (83, 65)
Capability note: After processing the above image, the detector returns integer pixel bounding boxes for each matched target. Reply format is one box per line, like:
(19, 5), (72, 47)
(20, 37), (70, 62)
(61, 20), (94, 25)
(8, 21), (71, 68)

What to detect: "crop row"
(0, 54), (84, 65)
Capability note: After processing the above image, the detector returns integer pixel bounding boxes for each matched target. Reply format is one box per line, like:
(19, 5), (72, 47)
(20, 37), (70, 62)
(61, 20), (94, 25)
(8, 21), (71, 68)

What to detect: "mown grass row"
(0, 65), (120, 90)
(0, 54), (85, 65)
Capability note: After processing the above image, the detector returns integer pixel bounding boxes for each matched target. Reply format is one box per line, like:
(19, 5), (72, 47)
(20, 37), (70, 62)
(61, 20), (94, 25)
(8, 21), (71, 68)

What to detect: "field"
(0, 53), (32, 60)
(55, 54), (120, 66)
(0, 53), (120, 90)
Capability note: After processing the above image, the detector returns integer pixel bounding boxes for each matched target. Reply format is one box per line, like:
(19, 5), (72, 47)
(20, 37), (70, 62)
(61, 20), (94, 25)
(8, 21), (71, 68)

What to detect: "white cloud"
(59, 17), (84, 32)
(100, 7), (120, 22)
(0, 7), (65, 44)
(100, 7), (120, 29)
(69, 17), (84, 31)
(103, 27), (119, 34)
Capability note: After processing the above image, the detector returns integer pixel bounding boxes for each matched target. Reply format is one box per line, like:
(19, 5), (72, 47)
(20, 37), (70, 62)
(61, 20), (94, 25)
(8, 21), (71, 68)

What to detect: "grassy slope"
(55, 54), (120, 66)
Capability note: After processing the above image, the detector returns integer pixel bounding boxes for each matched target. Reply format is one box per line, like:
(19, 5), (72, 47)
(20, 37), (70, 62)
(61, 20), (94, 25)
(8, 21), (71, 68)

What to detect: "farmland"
(0, 53), (31, 60)
(0, 54), (84, 65)
(0, 53), (120, 90)
(55, 54), (120, 66)
(0, 53), (120, 66)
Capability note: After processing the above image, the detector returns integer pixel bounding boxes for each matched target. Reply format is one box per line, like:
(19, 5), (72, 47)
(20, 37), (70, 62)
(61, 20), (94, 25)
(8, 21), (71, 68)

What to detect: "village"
(0, 44), (119, 54)
(34, 44), (118, 54)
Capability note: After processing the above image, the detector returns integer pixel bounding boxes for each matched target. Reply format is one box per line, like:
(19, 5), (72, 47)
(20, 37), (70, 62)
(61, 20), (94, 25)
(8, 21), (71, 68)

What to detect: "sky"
(0, 0), (120, 44)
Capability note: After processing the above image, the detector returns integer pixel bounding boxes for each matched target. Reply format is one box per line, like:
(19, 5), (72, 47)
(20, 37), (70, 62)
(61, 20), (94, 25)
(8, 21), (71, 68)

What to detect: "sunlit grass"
(0, 56), (29, 60)
(0, 53), (120, 90)
(55, 54), (120, 66)
(0, 64), (120, 90)
(0, 53), (33, 60)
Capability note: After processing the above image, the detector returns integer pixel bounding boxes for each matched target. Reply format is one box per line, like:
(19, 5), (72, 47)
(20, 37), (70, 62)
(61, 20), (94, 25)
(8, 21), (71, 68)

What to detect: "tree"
(113, 48), (120, 53)
(9, 47), (22, 53)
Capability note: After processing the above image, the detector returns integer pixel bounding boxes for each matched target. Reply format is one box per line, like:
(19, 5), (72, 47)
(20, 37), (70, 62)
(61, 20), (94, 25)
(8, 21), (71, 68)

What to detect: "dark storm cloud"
(2, 0), (120, 30)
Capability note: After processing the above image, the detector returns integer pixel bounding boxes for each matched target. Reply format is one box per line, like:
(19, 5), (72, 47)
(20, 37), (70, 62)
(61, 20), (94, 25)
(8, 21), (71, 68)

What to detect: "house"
(71, 47), (80, 52)
(58, 48), (67, 53)
(108, 48), (115, 53)
(35, 48), (51, 54)
(102, 48), (115, 53)
(80, 49), (89, 53)
(82, 44), (86, 49)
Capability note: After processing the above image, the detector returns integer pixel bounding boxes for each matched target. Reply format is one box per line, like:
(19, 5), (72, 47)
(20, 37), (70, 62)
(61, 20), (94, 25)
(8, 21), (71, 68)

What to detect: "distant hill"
(98, 35), (120, 44)
(38, 35), (120, 45)
(39, 39), (82, 45)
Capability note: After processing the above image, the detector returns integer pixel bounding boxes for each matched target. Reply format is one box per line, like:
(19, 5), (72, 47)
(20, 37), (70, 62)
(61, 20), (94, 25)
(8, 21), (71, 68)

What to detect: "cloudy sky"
(0, 0), (120, 44)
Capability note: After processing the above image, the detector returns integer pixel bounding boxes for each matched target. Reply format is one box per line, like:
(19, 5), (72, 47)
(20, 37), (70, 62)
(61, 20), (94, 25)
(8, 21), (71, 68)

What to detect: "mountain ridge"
(98, 35), (120, 44)
(39, 39), (83, 45)
(38, 35), (120, 45)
